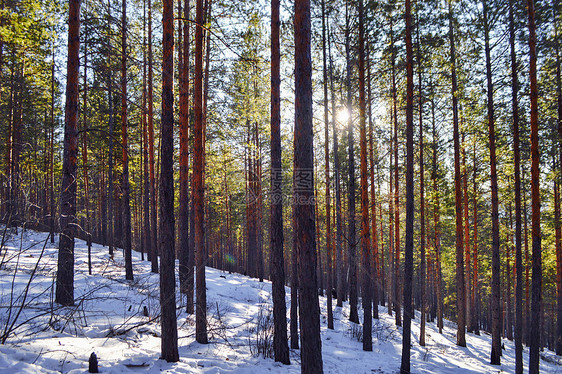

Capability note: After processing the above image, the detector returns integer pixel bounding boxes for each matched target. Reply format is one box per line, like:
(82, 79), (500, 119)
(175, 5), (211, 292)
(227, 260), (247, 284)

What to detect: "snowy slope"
(0, 227), (560, 373)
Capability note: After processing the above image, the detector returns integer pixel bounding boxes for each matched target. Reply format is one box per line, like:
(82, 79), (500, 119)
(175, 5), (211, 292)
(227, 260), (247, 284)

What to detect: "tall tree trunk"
(194, 0), (208, 344)
(159, 0), (178, 359)
(463, 134), (471, 334)
(43, 109), (49, 229)
(290, 206), (299, 349)
(247, 126), (257, 278)
(507, 206), (514, 341)
(358, 0), (372, 351)
(82, 7), (90, 240)
(257, 128), (264, 283)
(555, 0), (562, 358)
(524, 174), (530, 346)
(321, 0), (334, 330)
(148, 0), (158, 273)
(431, 95), (443, 333)
(388, 107), (394, 316)
(121, 0), (133, 281)
(294, 0), (323, 369)
(0, 0), (4, 222)
(107, 52), (115, 258)
(270, 0), (290, 360)
(50, 49), (55, 243)
(345, 0), (358, 325)
(10, 58), (22, 227)
(367, 39), (379, 319)
(329, 29), (344, 310)
(202, 0), (212, 276)
(188, 169), (195, 313)
(56, 0), (80, 306)
(179, 0), (190, 297)
(142, 0), (151, 263)
(417, 12), (426, 345)
(449, 0), (466, 347)
(4, 55), (13, 226)
(483, 0), (501, 362)
(315, 171), (322, 294)
(527, 0), (541, 369)
(391, 14), (401, 327)
(379, 198), (386, 308)
(401, 0), (414, 369)
(471, 143), (480, 335)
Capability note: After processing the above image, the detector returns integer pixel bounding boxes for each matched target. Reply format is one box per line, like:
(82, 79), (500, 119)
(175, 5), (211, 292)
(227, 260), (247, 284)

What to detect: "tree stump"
(88, 352), (99, 373)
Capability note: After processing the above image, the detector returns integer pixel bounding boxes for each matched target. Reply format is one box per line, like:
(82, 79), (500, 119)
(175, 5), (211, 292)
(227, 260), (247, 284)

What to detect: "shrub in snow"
(247, 303), (273, 359)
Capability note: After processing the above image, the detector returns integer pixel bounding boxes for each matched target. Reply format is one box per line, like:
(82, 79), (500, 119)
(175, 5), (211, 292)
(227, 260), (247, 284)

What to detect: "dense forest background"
(0, 0), (561, 371)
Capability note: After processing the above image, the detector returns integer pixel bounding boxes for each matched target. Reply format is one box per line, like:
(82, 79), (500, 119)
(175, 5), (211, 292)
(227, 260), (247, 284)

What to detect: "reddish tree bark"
(367, 39), (379, 319)
(482, 0), (501, 362)
(121, 0), (133, 281)
(159, 0), (178, 360)
(194, 0), (208, 345)
(107, 43), (115, 258)
(389, 115), (394, 317)
(358, 0), (372, 352)
(290, 206), (299, 349)
(527, 0), (541, 370)
(148, 0), (158, 274)
(49, 50), (55, 243)
(431, 95), (443, 334)
(379, 199), (385, 308)
(555, 0), (562, 358)
(389, 13), (401, 326)
(471, 143), (480, 335)
(178, 0), (191, 299)
(55, 0), (80, 307)
(49, 48), (56, 244)
(246, 123), (260, 279)
(417, 13), (426, 345)
(142, 0), (150, 263)
(344, 0), (358, 325)
(448, 0), (466, 347)
(294, 0), (323, 370)
(329, 28), (344, 310)
(321, 0), (334, 331)
(507, 207), (514, 341)
(9, 58), (22, 227)
(462, 134), (471, 334)
(270, 0), (289, 362)
(401, 0), (414, 369)
(81, 27), (90, 241)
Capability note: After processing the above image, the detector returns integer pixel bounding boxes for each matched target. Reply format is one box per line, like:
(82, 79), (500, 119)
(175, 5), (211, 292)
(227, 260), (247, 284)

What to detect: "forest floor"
(0, 227), (561, 373)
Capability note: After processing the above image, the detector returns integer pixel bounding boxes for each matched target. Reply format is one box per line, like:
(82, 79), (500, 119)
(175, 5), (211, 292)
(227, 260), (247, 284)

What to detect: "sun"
(336, 107), (350, 123)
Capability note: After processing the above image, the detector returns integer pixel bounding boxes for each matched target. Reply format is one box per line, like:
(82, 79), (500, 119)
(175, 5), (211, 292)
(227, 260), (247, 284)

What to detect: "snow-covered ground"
(0, 227), (561, 373)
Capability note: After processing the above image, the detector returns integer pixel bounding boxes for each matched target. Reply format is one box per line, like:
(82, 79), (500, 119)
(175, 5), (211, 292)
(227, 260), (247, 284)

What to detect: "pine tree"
(270, 0), (289, 363)
(417, 10), (426, 345)
(148, 0), (158, 274)
(401, 0), (414, 368)
(528, 0), (541, 369)
(358, 0), (372, 352)
(159, 0), (179, 360)
(345, 0), (358, 325)
(121, 0), (133, 282)
(482, 0), (501, 362)
(294, 0), (322, 370)
(194, 0), (208, 345)
(55, 0), (81, 307)
(509, 0), (523, 369)
(178, 0), (190, 298)
(330, 26), (344, 310)
(554, 0), (562, 358)
(321, 0), (334, 331)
